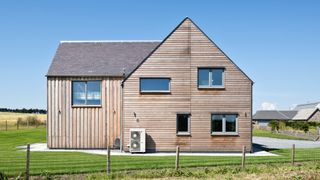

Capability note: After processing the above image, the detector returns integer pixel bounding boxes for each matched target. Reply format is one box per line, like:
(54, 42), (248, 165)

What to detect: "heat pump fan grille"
(131, 131), (141, 140)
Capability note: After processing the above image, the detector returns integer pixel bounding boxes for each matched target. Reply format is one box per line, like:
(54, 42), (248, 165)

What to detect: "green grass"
(0, 128), (319, 177)
(253, 128), (307, 140)
(83, 161), (320, 180)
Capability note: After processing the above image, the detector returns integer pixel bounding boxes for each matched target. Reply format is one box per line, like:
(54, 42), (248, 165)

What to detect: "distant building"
(253, 102), (320, 128)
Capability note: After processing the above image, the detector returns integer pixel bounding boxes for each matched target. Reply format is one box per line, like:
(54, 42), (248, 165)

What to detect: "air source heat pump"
(130, 128), (146, 153)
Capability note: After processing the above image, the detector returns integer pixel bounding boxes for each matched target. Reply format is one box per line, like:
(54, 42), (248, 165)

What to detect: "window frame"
(198, 67), (225, 89)
(211, 113), (238, 136)
(71, 80), (102, 107)
(139, 77), (171, 94)
(176, 113), (191, 136)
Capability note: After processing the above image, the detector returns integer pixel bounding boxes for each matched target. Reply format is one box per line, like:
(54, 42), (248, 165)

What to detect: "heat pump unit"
(130, 128), (146, 153)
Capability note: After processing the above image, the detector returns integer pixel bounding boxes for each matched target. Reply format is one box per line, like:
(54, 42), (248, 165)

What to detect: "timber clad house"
(47, 18), (253, 152)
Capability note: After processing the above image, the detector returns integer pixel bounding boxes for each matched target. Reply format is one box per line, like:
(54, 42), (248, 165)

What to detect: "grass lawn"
(253, 128), (307, 140)
(0, 112), (46, 130)
(0, 128), (319, 178)
(81, 161), (320, 179)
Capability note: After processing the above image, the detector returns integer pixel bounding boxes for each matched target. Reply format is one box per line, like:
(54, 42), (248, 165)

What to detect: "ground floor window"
(177, 114), (191, 135)
(211, 114), (238, 135)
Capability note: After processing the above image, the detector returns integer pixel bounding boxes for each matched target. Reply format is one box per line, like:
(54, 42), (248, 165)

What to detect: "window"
(198, 68), (224, 88)
(177, 114), (191, 135)
(72, 81), (101, 106)
(140, 78), (170, 93)
(211, 114), (238, 135)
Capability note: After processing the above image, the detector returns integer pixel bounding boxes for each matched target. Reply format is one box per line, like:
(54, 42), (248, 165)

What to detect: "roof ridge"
(276, 110), (290, 119)
(60, 40), (162, 43)
(296, 101), (320, 106)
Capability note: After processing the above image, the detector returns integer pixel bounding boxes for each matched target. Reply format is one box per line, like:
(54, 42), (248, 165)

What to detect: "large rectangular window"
(211, 114), (238, 135)
(198, 68), (224, 88)
(72, 81), (101, 106)
(177, 114), (191, 135)
(140, 78), (170, 93)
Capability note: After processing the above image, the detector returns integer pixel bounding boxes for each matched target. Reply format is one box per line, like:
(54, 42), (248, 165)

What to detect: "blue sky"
(0, 0), (319, 112)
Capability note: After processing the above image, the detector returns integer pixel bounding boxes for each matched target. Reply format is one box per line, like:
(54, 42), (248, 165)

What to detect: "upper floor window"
(211, 114), (238, 135)
(72, 81), (101, 106)
(198, 68), (224, 88)
(140, 78), (170, 93)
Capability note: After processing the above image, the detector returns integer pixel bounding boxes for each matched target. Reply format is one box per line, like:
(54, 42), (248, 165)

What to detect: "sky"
(0, 0), (319, 112)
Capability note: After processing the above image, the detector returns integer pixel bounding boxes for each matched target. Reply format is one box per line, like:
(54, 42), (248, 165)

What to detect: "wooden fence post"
(175, 146), (180, 170)
(5, 120), (8, 131)
(106, 146), (111, 174)
(242, 146), (246, 169)
(17, 120), (19, 130)
(27, 119), (29, 129)
(292, 144), (295, 165)
(25, 144), (30, 180)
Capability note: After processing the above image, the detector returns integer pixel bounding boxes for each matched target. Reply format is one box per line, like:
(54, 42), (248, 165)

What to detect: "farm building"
(253, 102), (320, 128)
(46, 18), (253, 152)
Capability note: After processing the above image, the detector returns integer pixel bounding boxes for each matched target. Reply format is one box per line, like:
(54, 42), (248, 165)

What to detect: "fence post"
(6, 120), (8, 131)
(17, 120), (19, 130)
(106, 146), (111, 175)
(175, 146), (180, 170)
(25, 144), (30, 180)
(242, 146), (246, 169)
(27, 119), (29, 128)
(292, 144), (295, 165)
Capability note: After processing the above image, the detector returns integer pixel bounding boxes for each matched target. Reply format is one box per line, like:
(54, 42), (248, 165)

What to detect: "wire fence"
(0, 120), (46, 131)
(1, 126), (320, 179)
(2, 144), (320, 179)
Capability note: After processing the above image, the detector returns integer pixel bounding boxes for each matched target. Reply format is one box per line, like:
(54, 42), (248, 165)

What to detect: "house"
(253, 102), (320, 128)
(253, 110), (297, 128)
(46, 18), (253, 152)
(292, 102), (320, 122)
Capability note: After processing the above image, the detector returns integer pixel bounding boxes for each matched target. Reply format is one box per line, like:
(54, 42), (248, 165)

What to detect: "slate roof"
(47, 41), (160, 77)
(253, 110), (298, 120)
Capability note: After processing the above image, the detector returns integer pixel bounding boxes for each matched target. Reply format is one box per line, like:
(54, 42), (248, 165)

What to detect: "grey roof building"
(253, 110), (297, 120)
(253, 101), (320, 127)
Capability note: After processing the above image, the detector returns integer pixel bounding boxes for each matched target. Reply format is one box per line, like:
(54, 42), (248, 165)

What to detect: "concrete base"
(17, 143), (278, 157)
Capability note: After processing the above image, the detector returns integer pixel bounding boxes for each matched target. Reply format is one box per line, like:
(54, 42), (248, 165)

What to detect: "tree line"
(0, 108), (47, 114)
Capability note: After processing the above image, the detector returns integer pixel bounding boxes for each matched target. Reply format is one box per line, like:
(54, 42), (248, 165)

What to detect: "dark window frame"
(139, 77), (171, 94)
(198, 67), (225, 89)
(176, 113), (191, 136)
(72, 80), (102, 107)
(211, 113), (238, 136)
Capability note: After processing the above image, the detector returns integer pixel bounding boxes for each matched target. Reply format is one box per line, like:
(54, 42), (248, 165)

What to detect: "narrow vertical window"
(72, 82), (86, 105)
(177, 114), (191, 135)
(211, 115), (223, 133)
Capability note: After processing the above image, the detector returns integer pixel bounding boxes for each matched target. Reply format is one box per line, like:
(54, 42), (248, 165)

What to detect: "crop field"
(0, 128), (320, 178)
(0, 112), (46, 131)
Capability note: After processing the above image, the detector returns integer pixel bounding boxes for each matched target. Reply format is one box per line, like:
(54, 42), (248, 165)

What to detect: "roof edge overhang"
(121, 17), (254, 85)
(46, 74), (124, 78)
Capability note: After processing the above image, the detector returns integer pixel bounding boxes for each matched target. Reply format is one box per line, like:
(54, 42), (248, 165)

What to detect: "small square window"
(198, 68), (224, 88)
(72, 81), (101, 106)
(177, 114), (191, 135)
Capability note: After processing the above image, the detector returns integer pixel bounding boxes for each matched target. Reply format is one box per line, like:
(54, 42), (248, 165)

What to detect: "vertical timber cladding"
(123, 18), (252, 152)
(47, 77), (122, 149)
